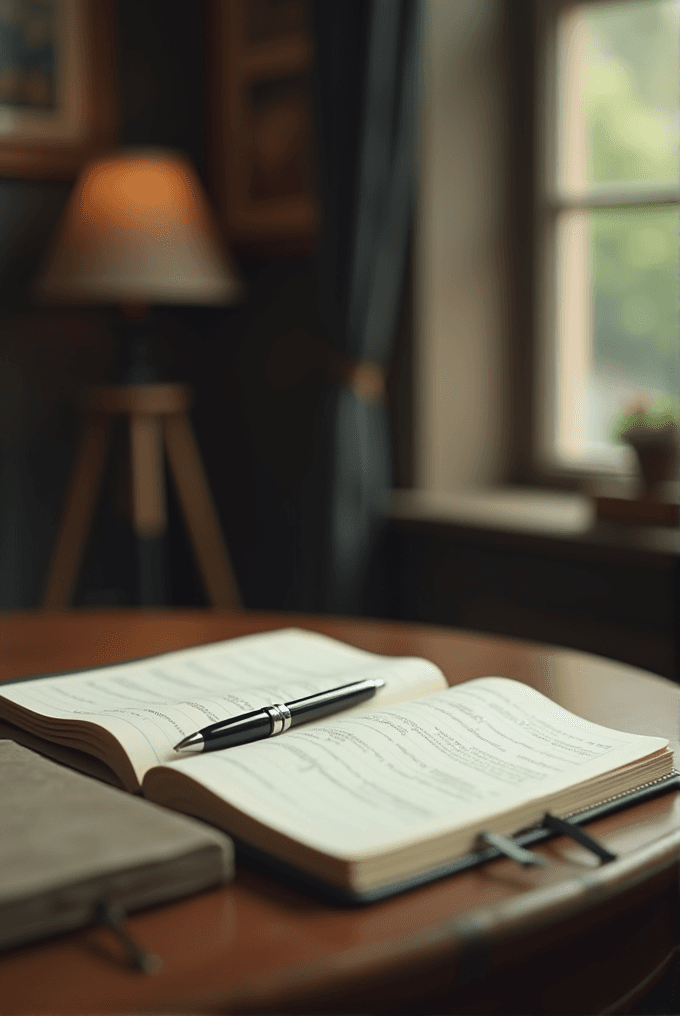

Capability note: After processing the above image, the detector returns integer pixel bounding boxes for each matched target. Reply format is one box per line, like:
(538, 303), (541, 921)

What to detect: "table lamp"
(35, 147), (243, 609)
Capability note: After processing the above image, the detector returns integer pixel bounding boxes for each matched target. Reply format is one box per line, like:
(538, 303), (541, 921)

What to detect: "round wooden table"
(1, 609), (679, 1015)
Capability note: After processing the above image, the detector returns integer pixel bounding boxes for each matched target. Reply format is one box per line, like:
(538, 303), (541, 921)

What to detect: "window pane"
(558, 0), (680, 192)
(555, 205), (679, 467)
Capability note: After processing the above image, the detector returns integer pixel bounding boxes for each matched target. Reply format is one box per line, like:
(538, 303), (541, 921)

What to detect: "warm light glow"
(36, 147), (242, 306)
(79, 154), (202, 229)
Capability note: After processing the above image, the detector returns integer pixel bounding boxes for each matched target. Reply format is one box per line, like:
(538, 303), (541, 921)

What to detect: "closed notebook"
(0, 741), (233, 951)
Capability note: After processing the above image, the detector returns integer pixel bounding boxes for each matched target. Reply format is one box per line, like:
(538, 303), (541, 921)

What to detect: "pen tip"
(174, 734), (204, 753)
(375, 678), (386, 688)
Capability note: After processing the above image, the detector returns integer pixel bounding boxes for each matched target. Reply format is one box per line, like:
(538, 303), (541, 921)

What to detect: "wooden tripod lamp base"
(42, 384), (241, 610)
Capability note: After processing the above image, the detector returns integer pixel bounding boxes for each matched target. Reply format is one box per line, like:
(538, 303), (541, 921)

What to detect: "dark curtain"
(305, 0), (422, 614)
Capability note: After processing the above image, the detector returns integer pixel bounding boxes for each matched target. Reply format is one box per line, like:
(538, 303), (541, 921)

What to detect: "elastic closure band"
(95, 901), (161, 973)
(478, 831), (547, 866)
(543, 812), (617, 863)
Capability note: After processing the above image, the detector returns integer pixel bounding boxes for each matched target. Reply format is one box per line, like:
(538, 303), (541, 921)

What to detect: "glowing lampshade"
(36, 148), (242, 305)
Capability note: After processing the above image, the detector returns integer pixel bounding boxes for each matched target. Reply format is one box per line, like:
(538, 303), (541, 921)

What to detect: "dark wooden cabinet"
(385, 516), (677, 681)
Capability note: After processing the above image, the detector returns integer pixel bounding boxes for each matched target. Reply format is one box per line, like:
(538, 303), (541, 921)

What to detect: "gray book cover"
(0, 741), (233, 950)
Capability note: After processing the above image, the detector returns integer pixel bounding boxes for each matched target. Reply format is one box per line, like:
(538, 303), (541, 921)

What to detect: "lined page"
(0, 629), (445, 781)
(158, 677), (669, 857)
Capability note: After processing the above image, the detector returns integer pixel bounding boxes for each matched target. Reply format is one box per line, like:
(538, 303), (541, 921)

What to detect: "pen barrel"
(196, 679), (381, 750)
(288, 680), (379, 725)
(200, 710), (272, 750)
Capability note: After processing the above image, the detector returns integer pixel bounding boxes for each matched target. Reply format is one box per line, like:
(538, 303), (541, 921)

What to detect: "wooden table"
(1, 609), (679, 1015)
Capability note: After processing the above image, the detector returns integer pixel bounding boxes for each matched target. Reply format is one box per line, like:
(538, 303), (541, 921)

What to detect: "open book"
(0, 628), (673, 900)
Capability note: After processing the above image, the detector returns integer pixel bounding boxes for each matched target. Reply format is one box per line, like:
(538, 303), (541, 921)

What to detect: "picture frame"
(206, 0), (319, 257)
(0, 0), (117, 180)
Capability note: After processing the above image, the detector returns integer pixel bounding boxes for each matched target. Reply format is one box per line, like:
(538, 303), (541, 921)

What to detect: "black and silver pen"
(173, 677), (386, 753)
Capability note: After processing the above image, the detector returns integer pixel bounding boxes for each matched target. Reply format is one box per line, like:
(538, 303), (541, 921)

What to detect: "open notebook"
(0, 628), (674, 900)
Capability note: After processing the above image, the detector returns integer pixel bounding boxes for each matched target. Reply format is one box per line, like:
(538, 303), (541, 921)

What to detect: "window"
(538, 0), (680, 476)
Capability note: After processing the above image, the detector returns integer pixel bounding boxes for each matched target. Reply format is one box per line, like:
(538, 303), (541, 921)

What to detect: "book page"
(0, 629), (445, 782)
(157, 677), (669, 858)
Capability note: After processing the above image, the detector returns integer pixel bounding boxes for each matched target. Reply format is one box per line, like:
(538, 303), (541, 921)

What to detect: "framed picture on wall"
(206, 0), (319, 257)
(0, 0), (117, 179)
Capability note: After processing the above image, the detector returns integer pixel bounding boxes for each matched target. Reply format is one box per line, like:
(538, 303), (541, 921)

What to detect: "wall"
(415, 0), (511, 491)
(0, 1), (319, 610)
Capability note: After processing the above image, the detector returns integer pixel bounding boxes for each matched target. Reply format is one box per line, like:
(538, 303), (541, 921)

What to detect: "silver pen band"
(265, 703), (292, 736)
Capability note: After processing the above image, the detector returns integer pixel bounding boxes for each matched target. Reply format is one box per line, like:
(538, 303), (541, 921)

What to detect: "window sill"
(389, 487), (680, 559)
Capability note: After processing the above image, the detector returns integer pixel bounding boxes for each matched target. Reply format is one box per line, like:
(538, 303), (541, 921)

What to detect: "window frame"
(532, 0), (680, 486)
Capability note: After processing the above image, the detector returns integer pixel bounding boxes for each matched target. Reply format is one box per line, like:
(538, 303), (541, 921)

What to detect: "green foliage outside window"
(583, 1), (679, 420)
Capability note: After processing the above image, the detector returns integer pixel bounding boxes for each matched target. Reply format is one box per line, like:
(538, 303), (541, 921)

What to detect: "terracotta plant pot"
(622, 422), (680, 495)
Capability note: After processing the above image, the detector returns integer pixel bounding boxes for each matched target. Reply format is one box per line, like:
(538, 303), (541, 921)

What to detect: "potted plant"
(615, 402), (680, 496)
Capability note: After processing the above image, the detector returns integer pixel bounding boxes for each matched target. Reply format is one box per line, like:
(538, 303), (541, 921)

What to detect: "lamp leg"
(163, 412), (241, 609)
(129, 413), (168, 606)
(42, 416), (110, 609)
